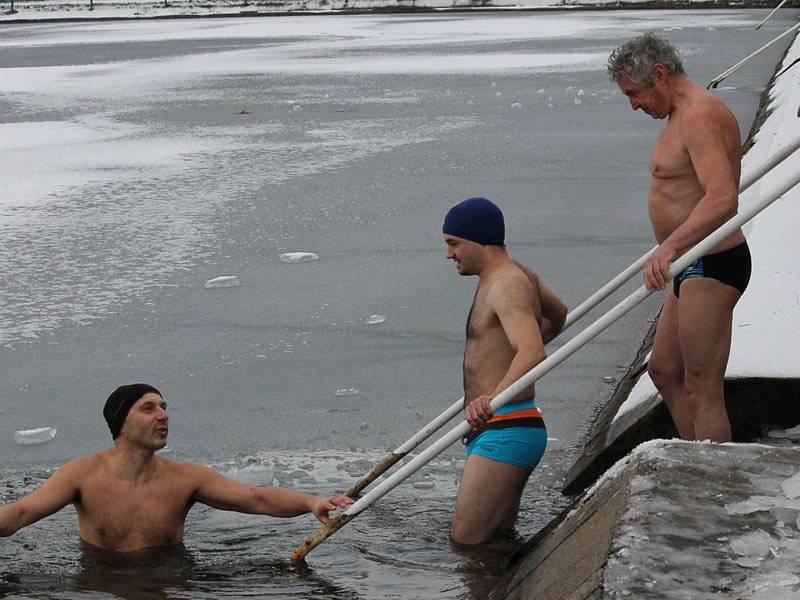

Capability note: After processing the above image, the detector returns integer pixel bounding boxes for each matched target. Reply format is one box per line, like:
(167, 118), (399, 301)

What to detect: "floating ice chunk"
(335, 388), (359, 397)
(279, 252), (319, 263)
(365, 315), (386, 325)
(15, 427), (57, 445)
(204, 275), (241, 289)
(603, 375), (615, 383)
(577, 89), (584, 96)
(412, 480), (435, 489)
(730, 530), (774, 556)
(770, 506), (800, 524)
(496, 92), (502, 96)
(768, 429), (790, 439)
(782, 472), (800, 499)
(736, 556), (762, 568)
(511, 102), (522, 109)
(536, 88), (545, 94)
(784, 424), (800, 439)
(725, 496), (775, 516)
(574, 98), (582, 105)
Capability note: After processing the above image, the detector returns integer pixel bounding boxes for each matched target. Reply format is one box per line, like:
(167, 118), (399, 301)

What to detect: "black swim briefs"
(673, 241), (751, 298)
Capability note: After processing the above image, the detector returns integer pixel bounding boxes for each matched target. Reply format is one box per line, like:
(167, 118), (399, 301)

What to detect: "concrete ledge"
(497, 441), (800, 599)
(564, 377), (800, 496)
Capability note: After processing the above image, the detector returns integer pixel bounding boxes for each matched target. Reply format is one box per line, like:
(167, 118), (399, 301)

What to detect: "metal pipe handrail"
(341, 132), (800, 499)
(708, 21), (800, 89)
(291, 163), (800, 562)
(756, 0), (792, 30)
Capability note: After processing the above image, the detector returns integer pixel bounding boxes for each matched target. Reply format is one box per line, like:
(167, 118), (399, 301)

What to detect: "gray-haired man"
(608, 32), (750, 442)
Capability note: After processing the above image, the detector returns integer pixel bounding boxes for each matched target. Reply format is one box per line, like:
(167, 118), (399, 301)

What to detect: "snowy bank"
(497, 440), (800, 599)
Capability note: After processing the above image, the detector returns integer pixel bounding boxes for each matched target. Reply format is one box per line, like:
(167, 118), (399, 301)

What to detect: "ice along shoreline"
(1, 0), (798, 24)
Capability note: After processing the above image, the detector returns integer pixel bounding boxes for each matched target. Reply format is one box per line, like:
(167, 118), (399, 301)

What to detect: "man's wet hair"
(607, 32), (686, 87)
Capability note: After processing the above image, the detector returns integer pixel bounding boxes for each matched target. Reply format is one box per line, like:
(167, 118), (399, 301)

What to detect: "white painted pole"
(708, 22), (800, 89)
(756, 0), (791, 30)
(341, 133), (800, 498)
(292, 165), (800, 562)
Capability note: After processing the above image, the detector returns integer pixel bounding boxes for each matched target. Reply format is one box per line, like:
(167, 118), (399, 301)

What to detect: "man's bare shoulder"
(486, 263), (537, 304)
(58, 451), (111, 476)
(680, 89), (739, 135)
(158, 459), (218, 483)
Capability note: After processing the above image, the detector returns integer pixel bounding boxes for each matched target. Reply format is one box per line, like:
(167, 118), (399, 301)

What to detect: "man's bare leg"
(451, 454), (531, 546)
(648, 292), (694, 439)
(677, 278), (740, 442)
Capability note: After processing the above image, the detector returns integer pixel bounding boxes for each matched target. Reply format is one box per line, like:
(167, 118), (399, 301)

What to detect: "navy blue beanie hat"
(442, 197), (505, 246)
(103, 383), (162, 440)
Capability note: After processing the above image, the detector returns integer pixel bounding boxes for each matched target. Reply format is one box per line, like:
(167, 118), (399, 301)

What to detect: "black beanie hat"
(103, 383), (162, 440)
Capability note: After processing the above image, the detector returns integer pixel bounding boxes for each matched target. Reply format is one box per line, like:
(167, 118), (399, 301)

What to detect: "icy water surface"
(1, 8), (798, 599)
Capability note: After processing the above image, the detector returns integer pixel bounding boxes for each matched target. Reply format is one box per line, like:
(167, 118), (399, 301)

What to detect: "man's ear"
(652, 63), (669, 84)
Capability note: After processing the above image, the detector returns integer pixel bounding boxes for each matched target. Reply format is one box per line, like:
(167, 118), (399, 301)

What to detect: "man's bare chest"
(651, 126), (694, 180)
(78, 479), (190, 540)
(466, 296), (499, 340)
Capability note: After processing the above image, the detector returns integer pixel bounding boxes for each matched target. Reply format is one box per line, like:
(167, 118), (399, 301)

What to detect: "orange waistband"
(487, 408), (543, 423)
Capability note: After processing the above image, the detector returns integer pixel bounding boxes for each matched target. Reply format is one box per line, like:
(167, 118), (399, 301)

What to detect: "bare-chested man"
(0, 384), (352, 552)
(608, 33), (751, 442)
(442, 197), (567, 545)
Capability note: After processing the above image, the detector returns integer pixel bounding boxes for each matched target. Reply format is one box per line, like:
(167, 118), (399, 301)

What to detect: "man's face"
(120, 392), (169, 450)
(616, 70), (670, 120)
(444, 234), (481, 276)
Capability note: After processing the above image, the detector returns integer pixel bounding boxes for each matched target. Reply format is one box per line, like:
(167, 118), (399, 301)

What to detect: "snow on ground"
(729, 34), (800, 379)
(603, 440), (800, 598)
(610, 29), (800, 436)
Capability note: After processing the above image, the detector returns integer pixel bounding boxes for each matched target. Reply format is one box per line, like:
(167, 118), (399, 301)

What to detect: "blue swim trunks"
(464, 398), (547, 470)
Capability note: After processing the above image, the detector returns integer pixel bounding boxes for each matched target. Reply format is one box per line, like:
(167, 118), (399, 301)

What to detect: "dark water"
(1, 9), (797, 598)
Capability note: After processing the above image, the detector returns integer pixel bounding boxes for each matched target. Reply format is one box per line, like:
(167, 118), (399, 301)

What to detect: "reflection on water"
(0, 450), (571, 599)
(76, 542), (197, 600)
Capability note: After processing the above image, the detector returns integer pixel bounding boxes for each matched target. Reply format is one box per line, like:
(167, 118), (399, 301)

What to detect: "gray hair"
(607, 32), (686, 87)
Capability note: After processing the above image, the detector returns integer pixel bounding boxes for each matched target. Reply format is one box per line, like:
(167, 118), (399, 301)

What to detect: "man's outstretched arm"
(0, 462), (80, 537)
(191, 465), (352, 525)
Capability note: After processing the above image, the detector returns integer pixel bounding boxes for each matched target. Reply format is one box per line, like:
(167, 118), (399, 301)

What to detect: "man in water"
(608, 33), (750, 442)
(443, 197), (567, 545)
(0, 384), (352, 552)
